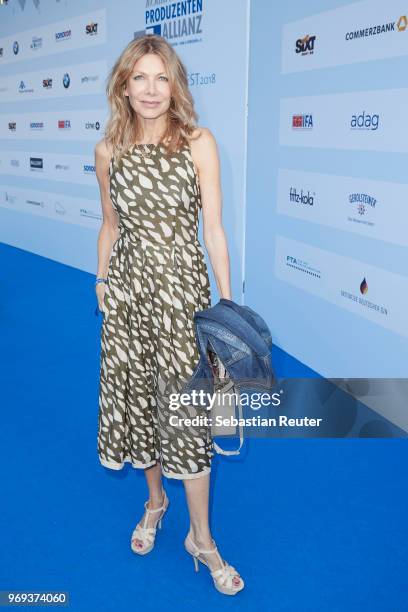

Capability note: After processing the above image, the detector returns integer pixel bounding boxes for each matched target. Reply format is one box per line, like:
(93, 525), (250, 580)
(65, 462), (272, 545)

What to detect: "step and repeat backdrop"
(0, 0), (249, 303)
(246, 0), (408, 378)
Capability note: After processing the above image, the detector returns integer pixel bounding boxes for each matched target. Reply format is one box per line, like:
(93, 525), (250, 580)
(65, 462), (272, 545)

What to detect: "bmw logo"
(63, 73), (70, 88)
(13, 41), (19, 55)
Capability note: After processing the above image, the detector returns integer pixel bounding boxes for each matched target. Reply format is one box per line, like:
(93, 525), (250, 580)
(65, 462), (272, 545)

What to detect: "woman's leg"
(132, 463), (166, 550)
(183, 474), (242, 586)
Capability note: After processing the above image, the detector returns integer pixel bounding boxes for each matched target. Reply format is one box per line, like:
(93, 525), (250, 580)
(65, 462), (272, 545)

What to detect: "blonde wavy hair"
(104, 35), (200, 163)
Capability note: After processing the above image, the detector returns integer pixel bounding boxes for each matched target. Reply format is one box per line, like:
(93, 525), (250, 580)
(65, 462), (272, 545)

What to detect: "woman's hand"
(95, 282), (107, 314)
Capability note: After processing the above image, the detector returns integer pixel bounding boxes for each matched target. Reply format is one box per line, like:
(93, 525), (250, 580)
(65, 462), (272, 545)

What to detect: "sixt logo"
(43, 78), (53, 88)
(85, 22), (98, 35)
(8, 122), (16, 131)
(292, 114), (313, 129)
(295, 34), (316, 55)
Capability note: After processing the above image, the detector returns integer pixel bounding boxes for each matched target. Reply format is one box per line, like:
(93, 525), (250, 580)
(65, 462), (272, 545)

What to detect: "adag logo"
(350, 111), (379, 131)
(292, 114), (313, 129)
(295, 34), (316, 55)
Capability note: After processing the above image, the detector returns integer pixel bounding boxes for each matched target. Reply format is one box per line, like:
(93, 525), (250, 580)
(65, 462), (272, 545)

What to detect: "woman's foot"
(131, 488), (168, 553)
(184, 530), (244, 592)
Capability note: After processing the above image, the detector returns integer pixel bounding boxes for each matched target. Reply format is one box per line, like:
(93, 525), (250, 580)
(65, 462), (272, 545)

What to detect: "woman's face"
(125, 52), (171, 120)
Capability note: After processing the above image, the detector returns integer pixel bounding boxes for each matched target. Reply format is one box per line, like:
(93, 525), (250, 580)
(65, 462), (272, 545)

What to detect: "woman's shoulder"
(189, 127), (218, 164)
(94, 137), (113, 161)
(190, 126), (217, 146)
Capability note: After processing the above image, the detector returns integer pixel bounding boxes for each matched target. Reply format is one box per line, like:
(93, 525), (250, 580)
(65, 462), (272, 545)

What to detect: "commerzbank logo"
(143, 0), (204, 45)
(345, 15), (407, 40)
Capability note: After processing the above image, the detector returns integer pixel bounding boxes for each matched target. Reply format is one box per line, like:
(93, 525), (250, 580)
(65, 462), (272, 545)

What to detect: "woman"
(94, 35), (244, 596)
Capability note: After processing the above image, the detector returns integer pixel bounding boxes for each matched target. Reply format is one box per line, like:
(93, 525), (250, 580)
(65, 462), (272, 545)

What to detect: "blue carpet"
(1, 242), (407, 611)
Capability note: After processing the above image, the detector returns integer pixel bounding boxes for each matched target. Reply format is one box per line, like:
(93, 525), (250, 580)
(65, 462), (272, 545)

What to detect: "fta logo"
(295, 34), (316, 55)
(292, 114), (313, 129)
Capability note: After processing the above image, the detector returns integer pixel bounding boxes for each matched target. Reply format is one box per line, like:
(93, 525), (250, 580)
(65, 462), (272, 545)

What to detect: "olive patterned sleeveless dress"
(97, 141), (214, 479)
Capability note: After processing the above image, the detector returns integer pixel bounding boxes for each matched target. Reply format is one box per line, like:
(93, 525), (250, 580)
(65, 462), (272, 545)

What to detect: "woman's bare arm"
(190, 128), (232, 300)
(95, 139), (119, 279)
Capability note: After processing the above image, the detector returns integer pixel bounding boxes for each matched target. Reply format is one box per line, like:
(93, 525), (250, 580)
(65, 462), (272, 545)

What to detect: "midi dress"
(97, 141), (214, 479)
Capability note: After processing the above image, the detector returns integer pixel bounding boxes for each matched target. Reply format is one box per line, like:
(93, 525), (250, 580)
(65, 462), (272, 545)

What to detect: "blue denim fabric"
(181, 298), (276, 401)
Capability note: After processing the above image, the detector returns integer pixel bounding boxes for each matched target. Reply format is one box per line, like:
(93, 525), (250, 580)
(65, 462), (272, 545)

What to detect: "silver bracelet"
(95, 277), (107, 285)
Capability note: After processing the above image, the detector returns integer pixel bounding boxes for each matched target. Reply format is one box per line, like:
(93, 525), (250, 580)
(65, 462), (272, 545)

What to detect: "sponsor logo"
(8, 122), (16, 131)
(55, 163), (69, 172)
(83, 164), (96, 174)
(397, 15), (407, 31)
(30, 121), (44, 130)
(347, 193), (376, 227)
(292, 114), (313, 129)
(286, 255), (321, 278)
(350, 111), (379, 131)
(13, 40), (19, 55)
(43, 78), (53, 89)
(5, 192), (17, 204)
(340, 278), (388, 315)
(54, 201), (66, 215)
(55, 29), (72, 42)
(85, 22), (98, 35)
(85, 121), (100, 130)
(345, 15), (407, 40)
(10, 159), (19, 167)
(58, 120), (71, 129)
(26, 199), (45, 208)
(295, 34), (316, 55)
(144, 0), (203, 45)
(289, 187), (315, 206)
(30, 36), (43, 50)
(63, 73), (70, 88)
(0, 48), (4, 57)
(18, 80), (34, 94)
(81, 74), (99, 84)
(30, 157), (43, 170)
(80, 207), (102, 220)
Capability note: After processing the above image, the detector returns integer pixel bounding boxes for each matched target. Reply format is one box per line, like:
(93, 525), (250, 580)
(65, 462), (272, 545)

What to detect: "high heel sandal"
(184, 533), (244, 595)
(131, 489), (169, 555)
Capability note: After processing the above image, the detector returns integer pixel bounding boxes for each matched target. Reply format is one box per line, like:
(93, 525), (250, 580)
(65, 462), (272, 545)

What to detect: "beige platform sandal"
(131, 489), (169, 555)
(184, 533), (244, 595)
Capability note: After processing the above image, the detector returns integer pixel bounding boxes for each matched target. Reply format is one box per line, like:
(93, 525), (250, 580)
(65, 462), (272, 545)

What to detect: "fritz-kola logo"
(292, 114), (313, 129)
(345, 15), (407, 40)
(350, 111), (379, 131)
(289, 187), (315, 206)
(144, 0), (203, 43)
(295, 34), (316, 55)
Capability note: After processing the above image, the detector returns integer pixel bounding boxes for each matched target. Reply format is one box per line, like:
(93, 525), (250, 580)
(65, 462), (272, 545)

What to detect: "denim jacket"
(180, 298), (276, 455)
